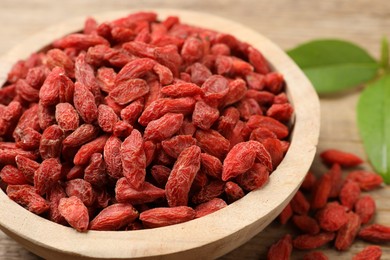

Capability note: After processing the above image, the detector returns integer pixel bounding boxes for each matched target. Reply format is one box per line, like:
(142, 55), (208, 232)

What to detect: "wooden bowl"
(0, 9), (320, 260)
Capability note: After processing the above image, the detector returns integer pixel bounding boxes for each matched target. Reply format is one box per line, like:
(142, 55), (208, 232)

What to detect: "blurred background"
(1, 0), (390, 259)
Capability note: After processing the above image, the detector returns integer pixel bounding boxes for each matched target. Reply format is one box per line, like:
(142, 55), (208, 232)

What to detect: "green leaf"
(357, 75), (390, 183)
(287, 39), (379, 94)
(380, 36), (389, 70)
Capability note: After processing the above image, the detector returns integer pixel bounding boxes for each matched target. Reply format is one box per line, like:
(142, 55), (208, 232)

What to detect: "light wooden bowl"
(0, 9), (320, 260)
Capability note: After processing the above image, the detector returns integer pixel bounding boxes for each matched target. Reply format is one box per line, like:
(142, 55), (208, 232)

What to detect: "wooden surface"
(0, 0), (389, 259)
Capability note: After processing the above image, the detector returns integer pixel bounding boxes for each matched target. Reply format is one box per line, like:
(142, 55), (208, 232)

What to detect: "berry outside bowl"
(0, 9), (320, 260)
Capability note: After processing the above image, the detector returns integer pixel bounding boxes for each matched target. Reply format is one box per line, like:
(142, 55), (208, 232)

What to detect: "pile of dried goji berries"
(267, 149), (386, 260)
(0, 12), (294, 231)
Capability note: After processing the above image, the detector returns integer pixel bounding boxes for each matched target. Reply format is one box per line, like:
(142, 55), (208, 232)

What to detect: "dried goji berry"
(320, 149), (363, 167)
(267, 234), (292, 260)
(352, 245), (382, 260)
(0, 165), (28, 185)
(279, 203), (293, 225)
(222, 78), (247, 107)
(300, 171), (316, 191)
(58, 196), (89, 232)
(335, 212), (361, 251)
(303, 251), (329, 260)
(224, 181), (245, 203)
(290, 190), (310, 215)
(139, 206), (195, 228)
(97, 104), (119, 133)
(62, 124), (99, 148)
(110, 78), (149, 105)
(0, 147), (37, 165)
(89, 203), (139, 231)
(293, 232), (335, 250)
(15, 79), (39, 102)
(15, 155), (39, 184)
(327, 164), (343, 198)
(120, 98), (144, 125)
(246, 115), (289, 139)
(161, 135), (197, 159)
(84, 153), (107, 187)
(34, 158), (62, 195)
(354, 195), (376, 225)
(103, 136), (123, 179)
(7, 184), (49, 214)
(165, 145), (201, 207)
(53, 33), (109, 51)
(311, 174), (332, 210)
(144, 113), (184, 142)
(55, 103), (79, 131)
(339, 180), (361, 210)
(46, 183), (67, 224)
(65, 179), (95, 207)
(236, 163), (269, 191)
(192, 100), (220, 130)
(74, 135), (108, 165)
(75, 53), (101, 104)
(194, 198), (227, 218)
(121, 129), (146, 189)
(73, 82), (98, 124)
(195, 129), (230, 160)
(0, 101), (22, 136)
(138, 97), (195, 126)
(46, 49), (75, 78)
(316, 202), (348, 232)
(292, 215), (320, 235)
(266, 103), (294, 122)
(346, 170), (383, 191)
(222, 142), (257, 181)
(192, 180), (225, 204)
(115, 178), (165, 204)
(358, 224), (390, 243)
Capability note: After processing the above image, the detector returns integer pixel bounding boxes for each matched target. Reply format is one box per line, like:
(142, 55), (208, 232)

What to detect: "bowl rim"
(0, 8), (320, 259)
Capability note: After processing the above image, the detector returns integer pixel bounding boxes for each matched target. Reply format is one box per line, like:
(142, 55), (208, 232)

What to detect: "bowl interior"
(0, 9), (320, 260)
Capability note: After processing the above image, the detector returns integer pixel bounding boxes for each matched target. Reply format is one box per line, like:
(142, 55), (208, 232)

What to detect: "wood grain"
(0, 0), (389, 259)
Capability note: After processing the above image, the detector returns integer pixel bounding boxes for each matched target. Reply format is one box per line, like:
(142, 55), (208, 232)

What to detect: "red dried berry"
(352, 246), (382, 260)
(358, 224), (390, 243)
(346, 170), (383, 191)
(320, 149), (363, 167)
(58, 196), (89, 232)
(115, 178), (165, 205)
(354, 195), (376, 225)
(0, 165), (28, 185)
(293, 232), (335, 250)
(34, 158), (62, 195)
(279, 203), (293, 225)
(292, 215), (320, 235)
(165, 145), (201, 207)
(335, 212), (361, 251)
(55, 103), (79, 131)
(224, 181), (245, 203)
(290, 190), (310, 215)
(144, 113), (184, 142)
(65, 179), (95, 207)
(316, 202), (348, 232)
(339, 180), (361, 210)
(303, 252), (329, 260)
(194, 198), (227, 218)
(267, 234), (292, 260)
(121, 129), (146, 189)
(139, 206), (196, 228)
(7, 185), (49, 214)
(89, 203), (139, 231)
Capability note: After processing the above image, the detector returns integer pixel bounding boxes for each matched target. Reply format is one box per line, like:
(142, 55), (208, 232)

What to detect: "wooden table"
(1, 0), (390, 259)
